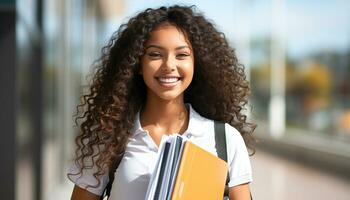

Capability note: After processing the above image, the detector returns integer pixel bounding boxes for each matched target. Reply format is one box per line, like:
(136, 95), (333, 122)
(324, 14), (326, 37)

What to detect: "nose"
(162, 56), (176, 72)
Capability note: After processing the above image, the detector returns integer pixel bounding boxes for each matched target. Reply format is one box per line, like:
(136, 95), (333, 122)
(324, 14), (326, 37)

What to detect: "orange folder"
(171, 141), (228, 200)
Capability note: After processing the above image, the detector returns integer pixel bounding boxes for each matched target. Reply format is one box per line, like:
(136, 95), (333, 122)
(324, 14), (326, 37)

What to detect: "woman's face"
(140, 24), (194, 102)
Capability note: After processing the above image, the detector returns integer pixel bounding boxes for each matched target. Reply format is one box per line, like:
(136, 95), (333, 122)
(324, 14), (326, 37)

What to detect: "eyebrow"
(145, 45), (191, 50)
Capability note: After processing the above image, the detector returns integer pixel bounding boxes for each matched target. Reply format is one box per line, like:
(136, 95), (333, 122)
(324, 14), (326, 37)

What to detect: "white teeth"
(157, 77), (180, 83)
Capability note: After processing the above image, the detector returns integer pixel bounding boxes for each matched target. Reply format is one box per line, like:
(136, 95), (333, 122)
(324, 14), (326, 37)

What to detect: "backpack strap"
(100, 169), (115, 200)
(214, 121), (253, 200)
(100, 157), (123, 200)
(214, 121), (230, 197)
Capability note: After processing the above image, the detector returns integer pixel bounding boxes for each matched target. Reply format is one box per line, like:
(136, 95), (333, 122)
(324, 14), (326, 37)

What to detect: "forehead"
(145, 24), (191, 48)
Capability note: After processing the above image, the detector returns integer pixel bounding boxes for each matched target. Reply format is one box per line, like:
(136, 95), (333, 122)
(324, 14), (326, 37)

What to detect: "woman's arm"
(229, 183), (251, 200)
(71, 185), (100, 200)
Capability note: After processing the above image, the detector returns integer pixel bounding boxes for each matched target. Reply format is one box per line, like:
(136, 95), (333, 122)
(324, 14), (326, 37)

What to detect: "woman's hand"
(71, 185), (100, 200)
(229, 183), (252, 200)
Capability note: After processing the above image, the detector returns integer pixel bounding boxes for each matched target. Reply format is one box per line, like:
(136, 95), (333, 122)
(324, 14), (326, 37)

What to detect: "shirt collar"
(131, 103), (205, 137)
(131, 109), (144, 136)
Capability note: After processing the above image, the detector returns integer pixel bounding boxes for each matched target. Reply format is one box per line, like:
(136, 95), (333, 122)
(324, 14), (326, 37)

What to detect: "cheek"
(141, 64), (159, 85)
(183, 62), (194, 77)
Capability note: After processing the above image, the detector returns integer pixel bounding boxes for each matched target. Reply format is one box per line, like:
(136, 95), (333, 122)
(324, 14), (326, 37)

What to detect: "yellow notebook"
(171, 141), (228, 200)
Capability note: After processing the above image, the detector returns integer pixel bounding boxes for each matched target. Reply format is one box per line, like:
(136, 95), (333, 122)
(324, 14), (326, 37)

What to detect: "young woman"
(68, 5), (256, 200)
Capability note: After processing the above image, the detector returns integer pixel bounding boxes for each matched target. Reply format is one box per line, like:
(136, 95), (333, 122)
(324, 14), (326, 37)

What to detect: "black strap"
(214, 121), (253, 200)
(214, 121), (230, 197)
(100, 169), (115, 200)
(100, 157), (123, 200)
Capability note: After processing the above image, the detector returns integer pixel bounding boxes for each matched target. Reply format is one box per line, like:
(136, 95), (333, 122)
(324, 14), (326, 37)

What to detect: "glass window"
(284, 0), (350, 138)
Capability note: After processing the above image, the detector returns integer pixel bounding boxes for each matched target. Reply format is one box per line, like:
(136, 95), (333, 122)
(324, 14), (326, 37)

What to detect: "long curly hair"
(69, 5), (256, 189)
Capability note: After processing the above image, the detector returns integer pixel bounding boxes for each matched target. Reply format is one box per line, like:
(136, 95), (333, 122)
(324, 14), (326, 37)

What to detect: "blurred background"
(1, 0), (350, 199)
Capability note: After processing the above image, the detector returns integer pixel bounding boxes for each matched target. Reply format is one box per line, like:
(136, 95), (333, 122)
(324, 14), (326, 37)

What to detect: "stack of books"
(145, 134), (228, 200)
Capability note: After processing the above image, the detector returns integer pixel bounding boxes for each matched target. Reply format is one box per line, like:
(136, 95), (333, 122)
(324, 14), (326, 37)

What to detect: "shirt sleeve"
(224, 123), (253, 187)
(67, 160), (109, 196)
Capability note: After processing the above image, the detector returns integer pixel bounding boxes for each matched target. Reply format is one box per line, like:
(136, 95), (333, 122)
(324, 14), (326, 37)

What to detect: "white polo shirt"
(67, 103), (252, 199)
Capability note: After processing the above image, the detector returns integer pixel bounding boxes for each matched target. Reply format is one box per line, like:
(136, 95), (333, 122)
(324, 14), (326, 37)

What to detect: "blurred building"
(1, 0), (349, 200)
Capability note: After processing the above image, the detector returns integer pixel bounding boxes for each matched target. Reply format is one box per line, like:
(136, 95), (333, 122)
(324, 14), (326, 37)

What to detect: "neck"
(140, 95), (189, 134)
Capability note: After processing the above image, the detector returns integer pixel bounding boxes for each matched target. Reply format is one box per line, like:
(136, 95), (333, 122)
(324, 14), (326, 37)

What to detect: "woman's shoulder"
(224, 123), (243, 141)
(188, 104), (245, 145)
(223, 123), (250, 165)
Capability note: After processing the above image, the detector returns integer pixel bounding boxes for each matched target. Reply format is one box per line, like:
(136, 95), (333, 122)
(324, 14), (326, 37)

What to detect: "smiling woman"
(67, 5), (256, 200)
(140, 23), (194, 101)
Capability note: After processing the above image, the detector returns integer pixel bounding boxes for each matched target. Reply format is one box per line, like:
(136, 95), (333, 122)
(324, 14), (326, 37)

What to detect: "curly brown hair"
(69, 5), (256, 189)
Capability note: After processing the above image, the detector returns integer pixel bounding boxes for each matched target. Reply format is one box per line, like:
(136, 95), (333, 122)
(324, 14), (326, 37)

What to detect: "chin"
(156, 91), (184, 102)
(158, 95), (182, 101)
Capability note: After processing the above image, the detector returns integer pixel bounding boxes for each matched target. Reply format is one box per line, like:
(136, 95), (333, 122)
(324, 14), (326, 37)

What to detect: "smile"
(157, 77), (180, 83)
(155, 77), (182, 88)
